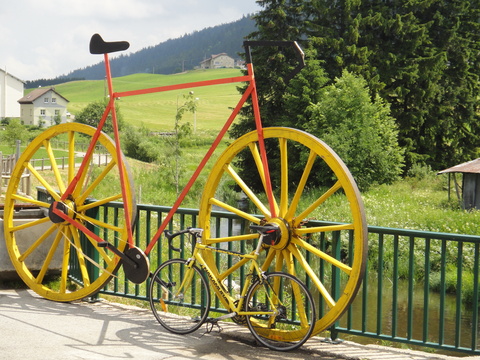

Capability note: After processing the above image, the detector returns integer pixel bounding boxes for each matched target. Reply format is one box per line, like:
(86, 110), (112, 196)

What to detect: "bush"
(306, 71), (405, 191)
(75, 99), (125, 134)
(122, 124), (161, 163)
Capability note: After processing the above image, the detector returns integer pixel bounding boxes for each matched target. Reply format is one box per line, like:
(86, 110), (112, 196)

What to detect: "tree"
(162, 92), (196, 195)
(305, 0), (480, 170)
(306, 71), (404, 190)
(75, 99), (125, 134)
(243, 0), (480, 172)
(122, 124), (161, 163)
(1, 119), (29, 149)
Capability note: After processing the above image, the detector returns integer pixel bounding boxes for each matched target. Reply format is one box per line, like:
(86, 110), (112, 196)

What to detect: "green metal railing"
(71, 201), (479, 355)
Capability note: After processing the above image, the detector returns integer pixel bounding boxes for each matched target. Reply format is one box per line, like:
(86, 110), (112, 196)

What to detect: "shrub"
(306, 71), (405, 191)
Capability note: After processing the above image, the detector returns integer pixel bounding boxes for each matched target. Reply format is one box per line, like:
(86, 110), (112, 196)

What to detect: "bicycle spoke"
(25, 162), (61, 201)
(59, 229), (71, 293)
(279, 137), (288, 217)
(75, 213), (124, 233)
(76, 160), (117, 204)
(18, 223), (57, 262)
(203, 232), (258, 245)
(296, 222), (355, 235)
(285, 149), (317, 220)
(44, 140), (66, 193)
(78, 194), (125, 212)
(11, 216), (51, 233)
(248, 142), (279, 215)
(288, 243), (336, 309)
(70, 227), (92, 287)
(68, 130), (76, 182)
(35, 230), (63, 284)
(224, 164), (270, 217)
(10, 194), (50, 208)
(208, 197), (260, 223)
(294, 180), (342, 227)
(291, 236), (352, 274)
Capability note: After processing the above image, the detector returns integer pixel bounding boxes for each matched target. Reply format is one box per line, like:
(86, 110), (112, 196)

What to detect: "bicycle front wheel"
(245, 272), (316, 351)
(199, 127), (367, 337)
(3, 123), (135, 302)
(149, 258), (211, 334)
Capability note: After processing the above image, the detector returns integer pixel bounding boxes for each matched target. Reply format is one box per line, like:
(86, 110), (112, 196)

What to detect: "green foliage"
(74, 99), (125, 134)
(248, 0), (480, 173)
(306, 71), (404, 191)
(0, 119), (29, 148)
(122, 124), (161, 163)
(305, 0), (480, 171)
(161, 93), (197, 195)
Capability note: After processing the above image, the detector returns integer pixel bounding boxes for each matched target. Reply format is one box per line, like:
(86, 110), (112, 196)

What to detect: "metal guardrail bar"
(68, 199), (479, 355)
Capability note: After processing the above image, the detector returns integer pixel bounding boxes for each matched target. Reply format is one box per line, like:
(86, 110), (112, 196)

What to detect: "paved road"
(0, 288), (475, 360)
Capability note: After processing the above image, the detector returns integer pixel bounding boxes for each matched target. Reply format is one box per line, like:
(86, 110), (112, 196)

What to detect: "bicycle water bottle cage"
(90, 33), (130, 54)
(250, 224), (281, 246)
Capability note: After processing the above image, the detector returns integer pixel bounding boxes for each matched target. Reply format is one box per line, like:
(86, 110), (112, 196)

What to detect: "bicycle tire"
(245, 271), (316, 351)
(3, 123), (135, 302)
(198, 127), (367, 336)
(149, 258), (211, 334)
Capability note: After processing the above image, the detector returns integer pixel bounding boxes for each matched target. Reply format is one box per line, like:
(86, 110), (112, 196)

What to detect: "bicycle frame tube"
(53, 51), (277, 257)
(192, 243), (264, 314)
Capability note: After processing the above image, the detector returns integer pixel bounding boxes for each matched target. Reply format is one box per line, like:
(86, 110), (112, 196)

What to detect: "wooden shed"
(438, 159), (480, 210)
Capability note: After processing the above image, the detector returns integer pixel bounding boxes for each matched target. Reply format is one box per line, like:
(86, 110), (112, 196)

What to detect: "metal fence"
(76, 201), (479, 355)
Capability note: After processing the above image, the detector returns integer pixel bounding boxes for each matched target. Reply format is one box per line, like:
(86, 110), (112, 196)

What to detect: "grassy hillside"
(53, 69), (244, 131)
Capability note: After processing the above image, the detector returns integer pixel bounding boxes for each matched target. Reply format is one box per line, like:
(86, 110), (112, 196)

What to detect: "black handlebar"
(163, 228), (203, 252)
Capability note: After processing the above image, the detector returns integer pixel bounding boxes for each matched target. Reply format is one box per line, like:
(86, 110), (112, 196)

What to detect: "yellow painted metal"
(198, 127), (367, 341)
(3, 123), (135, 302)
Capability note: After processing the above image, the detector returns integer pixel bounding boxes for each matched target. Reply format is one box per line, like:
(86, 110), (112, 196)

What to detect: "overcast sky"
(1, 0), (261, 81)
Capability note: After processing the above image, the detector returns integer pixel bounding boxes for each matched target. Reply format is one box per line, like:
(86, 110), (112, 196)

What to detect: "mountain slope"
(66, 16), (256, 81)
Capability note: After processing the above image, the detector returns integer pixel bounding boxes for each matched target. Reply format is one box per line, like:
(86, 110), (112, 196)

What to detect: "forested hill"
(71, 16), (255, 81)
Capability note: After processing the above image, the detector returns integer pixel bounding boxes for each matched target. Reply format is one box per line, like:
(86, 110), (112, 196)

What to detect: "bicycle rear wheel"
(246, 272), (315, 351)
(3, 123), (135, 302)
(149, 258), (211, 334)
(198, 127), (367, 337)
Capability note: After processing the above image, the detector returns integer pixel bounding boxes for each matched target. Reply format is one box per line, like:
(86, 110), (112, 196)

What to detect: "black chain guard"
(122, 246), (150, 284)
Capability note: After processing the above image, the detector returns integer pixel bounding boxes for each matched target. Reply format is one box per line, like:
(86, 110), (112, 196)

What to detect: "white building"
(18, 87), (70, 127)
(200, 53), (235, 69)
(0, 69), (24, 119)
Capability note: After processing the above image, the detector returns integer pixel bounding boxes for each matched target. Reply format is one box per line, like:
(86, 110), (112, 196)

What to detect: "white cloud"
(2, 0), (260, 81)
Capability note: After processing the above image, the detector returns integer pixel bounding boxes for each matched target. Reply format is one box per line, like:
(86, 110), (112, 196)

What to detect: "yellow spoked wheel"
(198, 127), (367, 340)
(3, 123), (135, 302)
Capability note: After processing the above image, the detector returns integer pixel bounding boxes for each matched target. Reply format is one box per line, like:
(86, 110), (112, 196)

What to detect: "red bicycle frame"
(51, 40), (304, 258)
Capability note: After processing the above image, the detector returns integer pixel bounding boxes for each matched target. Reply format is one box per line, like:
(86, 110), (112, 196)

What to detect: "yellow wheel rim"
(199, 127), (367, 340)
(3, 123), (135, 302)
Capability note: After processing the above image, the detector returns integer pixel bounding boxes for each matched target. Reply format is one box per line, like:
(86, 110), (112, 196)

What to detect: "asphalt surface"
(0, 287), (477, 360)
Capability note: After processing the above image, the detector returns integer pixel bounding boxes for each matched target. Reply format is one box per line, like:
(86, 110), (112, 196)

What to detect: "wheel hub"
(265, 218), (291, 250)
(48, 200), (77, 224)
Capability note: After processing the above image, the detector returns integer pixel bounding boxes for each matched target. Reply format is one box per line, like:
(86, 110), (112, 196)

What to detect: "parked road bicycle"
(150, 225), (315, 351)
(3, 33), (367, 341)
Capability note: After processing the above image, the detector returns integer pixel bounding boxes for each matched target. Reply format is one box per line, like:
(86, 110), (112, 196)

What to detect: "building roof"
(200, 53), (232, 64)
(0, 68), (25, 84)
(18, 87), (69, 104)
(438, 158), (480, 174)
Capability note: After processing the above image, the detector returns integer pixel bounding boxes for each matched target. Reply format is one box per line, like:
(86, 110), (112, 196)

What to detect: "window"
(40, 109), (46, 115)
(52, 98), (57, 103)
(44, 97), (49, 103)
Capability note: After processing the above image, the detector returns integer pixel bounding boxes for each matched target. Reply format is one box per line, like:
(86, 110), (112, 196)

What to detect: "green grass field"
(53, 69), (245, 131)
